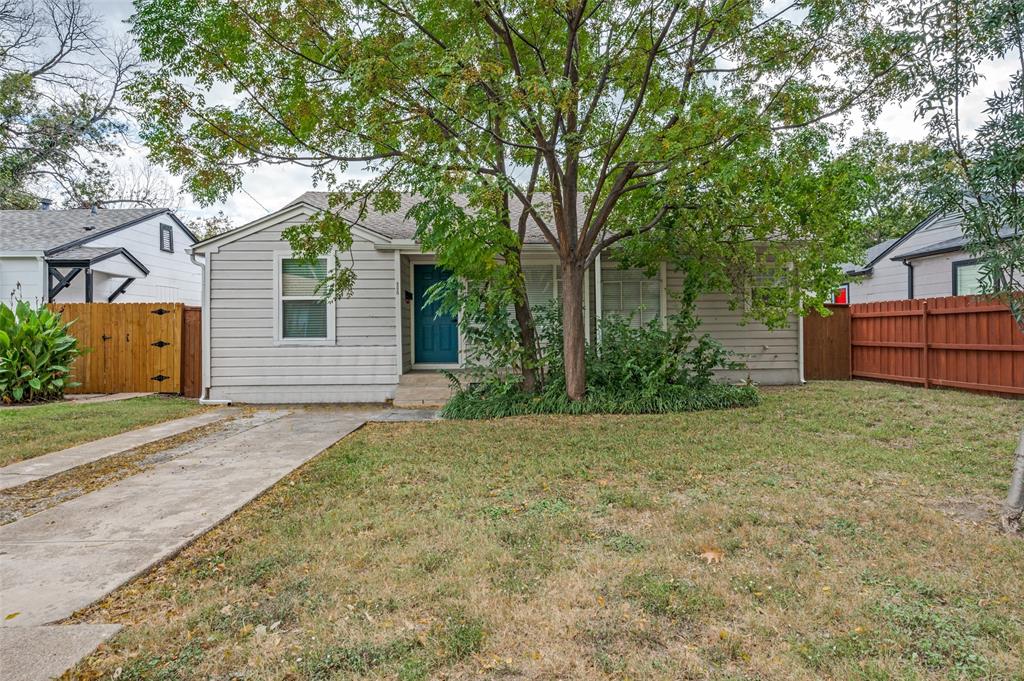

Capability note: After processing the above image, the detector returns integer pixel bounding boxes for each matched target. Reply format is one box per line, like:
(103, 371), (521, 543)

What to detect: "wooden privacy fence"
(847, 295), (1024, 396)
(46, 302), (202, 396)
(803, 304), (851, 380)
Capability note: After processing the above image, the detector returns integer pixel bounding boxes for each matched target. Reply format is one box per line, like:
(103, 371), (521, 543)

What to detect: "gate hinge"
(151, 374), (171, 382)
(151, 308), (171, 315)
(151, 340), (171, 347)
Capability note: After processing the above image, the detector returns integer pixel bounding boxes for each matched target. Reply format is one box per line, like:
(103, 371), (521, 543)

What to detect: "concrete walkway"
(0, 408), (238, 491)
(0, 406), (437, 680)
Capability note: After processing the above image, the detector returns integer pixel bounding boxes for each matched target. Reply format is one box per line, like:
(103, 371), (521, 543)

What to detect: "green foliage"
(0, 0), (134, 208)
(442, 301), (759, 419)
(908, 0), (1024, 324)
(840, 130), (956, 246)
(0, 302), (81, 404)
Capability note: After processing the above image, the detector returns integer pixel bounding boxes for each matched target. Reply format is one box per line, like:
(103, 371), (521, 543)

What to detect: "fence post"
(922, 301), (930, 389)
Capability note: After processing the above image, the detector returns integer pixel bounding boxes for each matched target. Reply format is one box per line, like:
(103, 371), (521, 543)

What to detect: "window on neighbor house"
(953, 259), (985, 296)
(601, 268), (661, 327)
(159, 223), (173, 253)
(279, 257), (331, 340)
(831, 284), (849, 305)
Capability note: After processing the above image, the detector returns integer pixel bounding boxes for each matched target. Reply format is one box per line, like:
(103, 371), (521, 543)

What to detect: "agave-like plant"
(0, 302), (82, 403)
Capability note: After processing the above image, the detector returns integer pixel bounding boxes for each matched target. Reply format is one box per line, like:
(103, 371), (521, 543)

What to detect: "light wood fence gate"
(47, 302), (184, 394)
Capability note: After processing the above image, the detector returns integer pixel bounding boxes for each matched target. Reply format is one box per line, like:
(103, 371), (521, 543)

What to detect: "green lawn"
(72, 382), (1024, 680)
(0, 396), (207, 467)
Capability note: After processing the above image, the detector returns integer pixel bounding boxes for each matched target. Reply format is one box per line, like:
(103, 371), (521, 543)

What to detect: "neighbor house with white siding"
(190, 193), (802, 405)
(0, 206), (201, 307)
(843, 210), (991, 303)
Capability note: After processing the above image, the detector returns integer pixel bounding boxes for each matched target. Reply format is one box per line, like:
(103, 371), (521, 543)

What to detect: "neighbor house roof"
(840, 210), (951, 277)
(0, 207), (194, 255)
(286, 191), (555, 244)
(842, 237), (900, 276)
(890, 226), (1017, 261)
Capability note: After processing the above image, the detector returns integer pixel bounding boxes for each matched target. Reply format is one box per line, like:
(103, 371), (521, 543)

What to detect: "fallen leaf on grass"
(698, 547), (724, 565)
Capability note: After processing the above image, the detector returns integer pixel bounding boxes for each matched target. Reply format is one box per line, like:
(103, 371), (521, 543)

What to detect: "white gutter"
(188, 248), (231, 405)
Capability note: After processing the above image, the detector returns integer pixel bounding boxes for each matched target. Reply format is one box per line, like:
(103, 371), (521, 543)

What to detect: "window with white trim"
(601, 268), (661, 327)
(278, 256), (332, 340)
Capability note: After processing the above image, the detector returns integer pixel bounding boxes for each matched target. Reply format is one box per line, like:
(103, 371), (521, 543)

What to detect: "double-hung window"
(601, 268), (662, 327)
(276, 255), (334, 342)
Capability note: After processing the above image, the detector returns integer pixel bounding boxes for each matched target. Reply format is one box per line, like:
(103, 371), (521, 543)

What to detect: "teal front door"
(414, 264), (458, 364)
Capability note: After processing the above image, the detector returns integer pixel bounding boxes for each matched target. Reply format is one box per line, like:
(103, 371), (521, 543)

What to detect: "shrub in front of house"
(441, 302), (759, 419)
(0, 302), (81, 404)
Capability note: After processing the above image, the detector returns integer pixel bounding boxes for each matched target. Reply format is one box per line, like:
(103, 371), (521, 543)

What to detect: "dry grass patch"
(69, 382), (1024, 680)
(0, 395), (207, 466)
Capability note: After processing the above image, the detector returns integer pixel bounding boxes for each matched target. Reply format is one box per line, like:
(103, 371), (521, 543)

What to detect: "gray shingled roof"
(288, 191), (555, 244)
(0, 208), (165, 253)
(891, 226), (1017, 261)
(841, 237), (900, 275)
(46, 245), (120, 261)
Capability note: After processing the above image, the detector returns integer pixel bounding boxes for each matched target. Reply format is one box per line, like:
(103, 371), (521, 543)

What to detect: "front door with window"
(413, 264), (458, 364)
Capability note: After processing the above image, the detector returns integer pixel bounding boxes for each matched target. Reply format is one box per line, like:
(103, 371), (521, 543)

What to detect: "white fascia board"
(0, 251), (45, 258)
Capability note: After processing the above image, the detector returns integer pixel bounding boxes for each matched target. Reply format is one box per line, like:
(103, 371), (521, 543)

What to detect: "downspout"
(189, 249), (231, 405)
(797, 304), (806, 385)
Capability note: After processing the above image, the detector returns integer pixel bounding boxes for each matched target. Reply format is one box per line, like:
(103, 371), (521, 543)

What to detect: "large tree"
(132, 0), (913, 399)
(909, 0), (1024, 532)
(0, 0), (139, 208)
(841, 130), (955, 246)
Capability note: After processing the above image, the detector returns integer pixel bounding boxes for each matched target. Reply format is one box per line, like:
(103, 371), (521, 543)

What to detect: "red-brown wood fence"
(181, 306), (202, 398)
(848, 295), (1024, 397)
(803, 304), (851, 380)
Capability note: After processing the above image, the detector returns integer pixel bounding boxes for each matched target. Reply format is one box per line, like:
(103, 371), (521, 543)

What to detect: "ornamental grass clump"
(0, 301), (81, 403)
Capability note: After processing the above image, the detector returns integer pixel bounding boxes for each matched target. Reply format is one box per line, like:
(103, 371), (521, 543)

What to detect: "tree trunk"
(1003, 426), (1024, 533)
(512, 296), (540, 393)
(561, 261), (586, 400)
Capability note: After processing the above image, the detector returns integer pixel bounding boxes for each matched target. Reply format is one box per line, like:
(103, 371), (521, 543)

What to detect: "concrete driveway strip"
(0, 408), (370, 629)
(0, 408), (239, 491)
(0, 624), (122, 681)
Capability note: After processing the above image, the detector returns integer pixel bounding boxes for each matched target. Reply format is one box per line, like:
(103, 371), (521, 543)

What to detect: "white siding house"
(844, 211), (989, 303)
(0, 207), (200, 307)
(191, 194), (802, 404)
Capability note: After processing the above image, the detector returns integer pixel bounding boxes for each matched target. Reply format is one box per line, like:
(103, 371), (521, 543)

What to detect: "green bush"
(0, 301), (81, 403)
(442, 301), (759, 419)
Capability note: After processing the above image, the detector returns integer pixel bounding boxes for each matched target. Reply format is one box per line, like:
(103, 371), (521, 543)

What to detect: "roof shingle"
(0, 208), (166, 253)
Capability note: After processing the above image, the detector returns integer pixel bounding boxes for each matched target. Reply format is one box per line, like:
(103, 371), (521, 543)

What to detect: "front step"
(393, 372), (458, 408)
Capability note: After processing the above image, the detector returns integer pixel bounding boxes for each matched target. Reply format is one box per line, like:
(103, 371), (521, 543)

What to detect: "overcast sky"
(91, 0), (1015, 226)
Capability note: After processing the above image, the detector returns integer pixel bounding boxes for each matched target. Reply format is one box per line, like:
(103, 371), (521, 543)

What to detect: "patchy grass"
(70, 382), (1024, 680)
(0, 396), (206, 467)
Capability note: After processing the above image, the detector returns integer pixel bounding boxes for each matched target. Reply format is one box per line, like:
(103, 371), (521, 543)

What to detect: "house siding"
(848, 213), (965, 303)
(86, 215), (201, 305)
(206, 219), (399, 403)
(0, 256), (44, 307)
(664, 269), (800, 385)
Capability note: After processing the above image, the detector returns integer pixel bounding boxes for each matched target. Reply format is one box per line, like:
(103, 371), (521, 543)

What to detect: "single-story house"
(0, 205), (201, 307)
(842, 210), (995, 303)
(189, 192), (804, 404)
